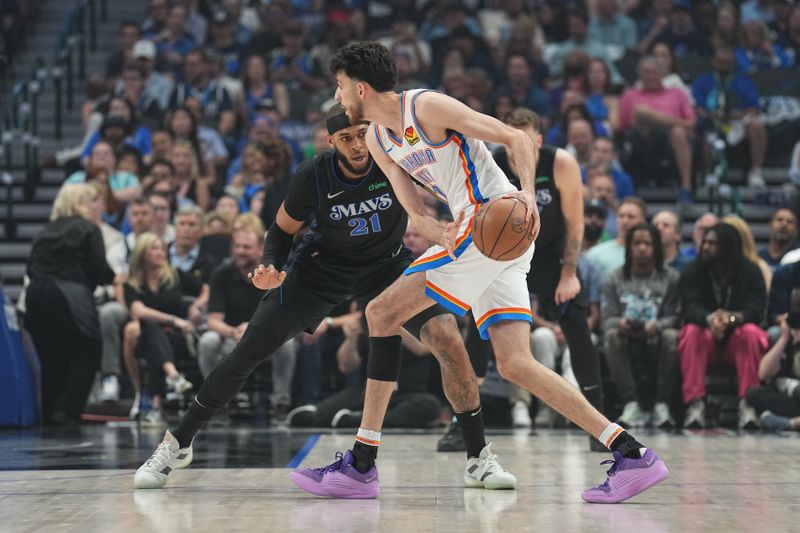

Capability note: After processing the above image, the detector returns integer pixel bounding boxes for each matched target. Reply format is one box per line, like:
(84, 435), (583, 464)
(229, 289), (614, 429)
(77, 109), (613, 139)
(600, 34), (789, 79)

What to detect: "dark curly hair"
(623, 223), (664, 279)
(330, 42), (397, 92)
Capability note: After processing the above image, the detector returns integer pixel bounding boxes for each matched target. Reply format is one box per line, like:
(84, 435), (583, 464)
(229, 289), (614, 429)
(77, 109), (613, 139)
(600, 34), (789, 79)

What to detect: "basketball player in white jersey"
(290, 42), (669, 503)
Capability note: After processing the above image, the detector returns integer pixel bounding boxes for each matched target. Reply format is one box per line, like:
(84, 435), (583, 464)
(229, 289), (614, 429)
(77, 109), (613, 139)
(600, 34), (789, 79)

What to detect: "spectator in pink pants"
(678, 222), (768, 429)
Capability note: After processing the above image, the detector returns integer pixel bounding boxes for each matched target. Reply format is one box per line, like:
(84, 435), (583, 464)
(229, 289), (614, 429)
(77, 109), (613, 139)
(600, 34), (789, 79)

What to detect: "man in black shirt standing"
(134, 105), (514, 491)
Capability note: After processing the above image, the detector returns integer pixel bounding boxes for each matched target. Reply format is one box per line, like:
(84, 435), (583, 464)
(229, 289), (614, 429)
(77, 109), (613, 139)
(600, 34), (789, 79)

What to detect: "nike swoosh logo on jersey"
(327, 191), (345, 199)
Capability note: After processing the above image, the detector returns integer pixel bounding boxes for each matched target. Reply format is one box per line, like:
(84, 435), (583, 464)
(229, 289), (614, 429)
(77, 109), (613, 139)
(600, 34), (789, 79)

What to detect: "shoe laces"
(480, 450), (506, 473)
(312, 451), (345, 475)
(143, 441), (172, 469)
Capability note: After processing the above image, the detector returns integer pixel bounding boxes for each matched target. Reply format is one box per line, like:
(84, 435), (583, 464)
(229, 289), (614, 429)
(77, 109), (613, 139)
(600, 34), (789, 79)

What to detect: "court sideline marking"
(285, 434), (321, 468)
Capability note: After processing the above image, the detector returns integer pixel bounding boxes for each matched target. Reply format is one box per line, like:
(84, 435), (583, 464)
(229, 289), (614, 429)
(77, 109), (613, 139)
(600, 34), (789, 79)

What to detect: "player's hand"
(503, 189), (540, 240)
(554, 273), (581, 305)
(443, 210), (466, 260)
(248, 264), (287, 290)
(173, 317), (195, 335)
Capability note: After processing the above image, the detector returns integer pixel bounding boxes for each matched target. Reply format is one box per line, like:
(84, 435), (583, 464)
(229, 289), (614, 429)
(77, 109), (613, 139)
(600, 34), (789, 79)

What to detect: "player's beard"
(336, 149), (372, 176)
(346, 100), (365, 123)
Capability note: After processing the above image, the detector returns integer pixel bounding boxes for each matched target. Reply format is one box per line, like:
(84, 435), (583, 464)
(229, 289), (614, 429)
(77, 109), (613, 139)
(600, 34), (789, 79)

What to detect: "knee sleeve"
(404, 304), (449, 340)
(366, 336), (402, 382)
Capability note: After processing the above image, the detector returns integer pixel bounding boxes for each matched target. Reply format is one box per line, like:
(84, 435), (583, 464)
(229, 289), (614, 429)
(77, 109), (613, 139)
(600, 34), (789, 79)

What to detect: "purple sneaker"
(289, 450), (380, 499)
(582, 449), (668, 504)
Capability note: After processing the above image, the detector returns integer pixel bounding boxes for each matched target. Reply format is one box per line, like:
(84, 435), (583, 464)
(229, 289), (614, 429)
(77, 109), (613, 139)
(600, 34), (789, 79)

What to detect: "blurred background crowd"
(2, 0), (800, 437)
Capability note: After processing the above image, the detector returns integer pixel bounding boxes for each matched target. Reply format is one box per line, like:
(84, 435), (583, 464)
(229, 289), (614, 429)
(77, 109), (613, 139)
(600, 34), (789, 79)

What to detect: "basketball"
(472, 197), (534, 261)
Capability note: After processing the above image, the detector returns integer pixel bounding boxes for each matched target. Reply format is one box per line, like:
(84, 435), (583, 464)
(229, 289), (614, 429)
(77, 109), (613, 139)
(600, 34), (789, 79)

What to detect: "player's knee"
(365, 298), (394, 330)
(495, 355), (523, 383)
(123, 320), (140, 342)
(420, 317), (463, 355)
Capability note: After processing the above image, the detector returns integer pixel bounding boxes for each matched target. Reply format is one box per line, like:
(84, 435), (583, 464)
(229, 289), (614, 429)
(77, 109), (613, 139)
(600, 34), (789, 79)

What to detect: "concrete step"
(0, 263), (27, 281)
(0, 203), (52, 220)
(0, 222), (47, 240)
(0, 243), (33, 260)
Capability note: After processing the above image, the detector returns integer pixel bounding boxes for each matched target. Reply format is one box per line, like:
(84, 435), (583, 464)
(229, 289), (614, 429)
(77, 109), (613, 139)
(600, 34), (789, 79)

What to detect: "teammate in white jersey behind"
(290, 42), (669, 504)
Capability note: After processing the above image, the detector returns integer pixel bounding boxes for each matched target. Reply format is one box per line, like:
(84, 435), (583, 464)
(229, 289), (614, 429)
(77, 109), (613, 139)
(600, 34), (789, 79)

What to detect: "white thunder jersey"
(372, 89), (535, 340)
(372, 89), (517, 223)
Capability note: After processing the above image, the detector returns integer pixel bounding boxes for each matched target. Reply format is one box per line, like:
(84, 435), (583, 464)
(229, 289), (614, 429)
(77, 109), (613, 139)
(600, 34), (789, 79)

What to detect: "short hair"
(131, 196), (151, 208)
(204, 211), (231, 232)
(638, 55), (667, 76)
(175, 204), (204, 222)
(505, 108), (542, 132)
(618, 196), (648, 218)
(654, 209), (681, 229)
(773, 207), (797, 223)
(330, 42), (397, 92)
(50, 183), (97, 221)
(585, 160), (612, 177)
(233, 212), (266, 238)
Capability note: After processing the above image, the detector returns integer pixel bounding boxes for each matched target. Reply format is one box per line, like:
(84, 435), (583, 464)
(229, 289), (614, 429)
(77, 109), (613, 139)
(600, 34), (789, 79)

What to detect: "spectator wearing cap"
(208, 9), (247, 77)
(601, 223), (680, 429)
(651, 0), (712, 58)
(678, 222), (768, 429)
(586, 197), (648, 278)
(131, 40), (174, 111)
(619, 55), (696, 201)
(746, 312), (800, 432)
(547, 7), (624, 85)
(106, 21), (141, 79)
(269, 21), (325, 121)
(589, 137), (635, 200)
(147, 4), (197, 74)
(169, 49), (236, 137)
(583, 198), (609, 252)
(588, 0), (637, 50)
(241, 54), (289, 121)
(653, 209), (690, 271)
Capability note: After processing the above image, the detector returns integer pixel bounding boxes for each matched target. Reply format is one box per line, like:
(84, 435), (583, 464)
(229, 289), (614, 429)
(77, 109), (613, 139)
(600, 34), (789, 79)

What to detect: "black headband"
(326, 112), (352, 134)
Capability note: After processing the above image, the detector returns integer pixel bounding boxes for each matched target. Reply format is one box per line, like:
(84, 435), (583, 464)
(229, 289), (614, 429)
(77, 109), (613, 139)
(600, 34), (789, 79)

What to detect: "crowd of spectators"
(11, 0), (800, 432)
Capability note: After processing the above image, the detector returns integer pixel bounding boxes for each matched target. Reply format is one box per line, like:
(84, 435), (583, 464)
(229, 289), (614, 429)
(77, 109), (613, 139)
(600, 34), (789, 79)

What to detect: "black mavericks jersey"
(283, 151), (408, 265)
(495, 144), (565, 257)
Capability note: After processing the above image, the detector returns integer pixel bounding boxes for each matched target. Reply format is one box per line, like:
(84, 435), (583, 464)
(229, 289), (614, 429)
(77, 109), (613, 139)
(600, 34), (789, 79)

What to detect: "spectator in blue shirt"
(736, 21), (792, 73)
(493, 53), (550, 118)
(693, 46), (768, 187)
(758, 208), (799, 271)
(147, 4), (197, 74)
(169, 49), (236, 137)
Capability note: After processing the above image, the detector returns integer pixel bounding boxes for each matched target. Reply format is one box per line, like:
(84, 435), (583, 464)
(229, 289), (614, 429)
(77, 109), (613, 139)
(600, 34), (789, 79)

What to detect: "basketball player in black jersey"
(134, 105), (515, 490)
(456, 108), (606, 451)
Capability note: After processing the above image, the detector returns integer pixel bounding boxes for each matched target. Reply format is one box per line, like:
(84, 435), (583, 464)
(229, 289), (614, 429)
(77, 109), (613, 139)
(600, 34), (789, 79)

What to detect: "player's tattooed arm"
(555, 149), (584, 304)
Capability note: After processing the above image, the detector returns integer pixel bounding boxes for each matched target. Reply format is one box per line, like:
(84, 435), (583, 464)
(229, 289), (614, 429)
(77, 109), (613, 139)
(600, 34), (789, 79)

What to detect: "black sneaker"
(437, 421), (466, 452)
(286, 404), (317, 427)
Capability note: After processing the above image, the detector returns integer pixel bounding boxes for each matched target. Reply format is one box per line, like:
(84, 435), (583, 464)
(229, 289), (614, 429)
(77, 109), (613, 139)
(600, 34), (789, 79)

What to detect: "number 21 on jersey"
(349, 213), (382, 236)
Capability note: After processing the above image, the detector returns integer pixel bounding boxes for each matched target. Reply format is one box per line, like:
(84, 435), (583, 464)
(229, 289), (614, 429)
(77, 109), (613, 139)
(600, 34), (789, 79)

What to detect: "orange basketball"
(472, 197), (534, 261)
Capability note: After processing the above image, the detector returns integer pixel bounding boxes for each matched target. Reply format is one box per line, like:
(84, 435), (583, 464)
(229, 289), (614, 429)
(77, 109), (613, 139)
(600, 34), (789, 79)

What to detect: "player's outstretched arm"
(366, 126), (454, 254)
(250, 204), (304, 290)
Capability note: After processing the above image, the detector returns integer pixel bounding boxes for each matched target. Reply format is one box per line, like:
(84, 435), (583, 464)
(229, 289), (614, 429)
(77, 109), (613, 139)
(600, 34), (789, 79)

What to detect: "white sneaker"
(775, 377), (800, 398)
(464, 443), (517, 490)
(747, 167), (766, 188)
(166, 373), (193, 394)
(511, 401), (532, 428)
(141, 408), (166, 427)
(738, 399), (759, 430)
(99, 375), (120, 403)
(684, 400), (705, 429)
(134, 430), (193, 489)
(617, 401), (645, 428)
(652, 402), (675, 429)
(129, 391), (142, 420)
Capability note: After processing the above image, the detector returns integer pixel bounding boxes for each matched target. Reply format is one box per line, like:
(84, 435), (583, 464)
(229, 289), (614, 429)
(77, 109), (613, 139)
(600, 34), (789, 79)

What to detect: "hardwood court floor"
(1, 427), (799, 532)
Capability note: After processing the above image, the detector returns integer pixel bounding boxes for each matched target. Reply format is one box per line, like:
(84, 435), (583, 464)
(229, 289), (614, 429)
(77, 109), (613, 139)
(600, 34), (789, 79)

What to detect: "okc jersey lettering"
(329, 193), (393, 220)
(398, 148), (438, 173)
